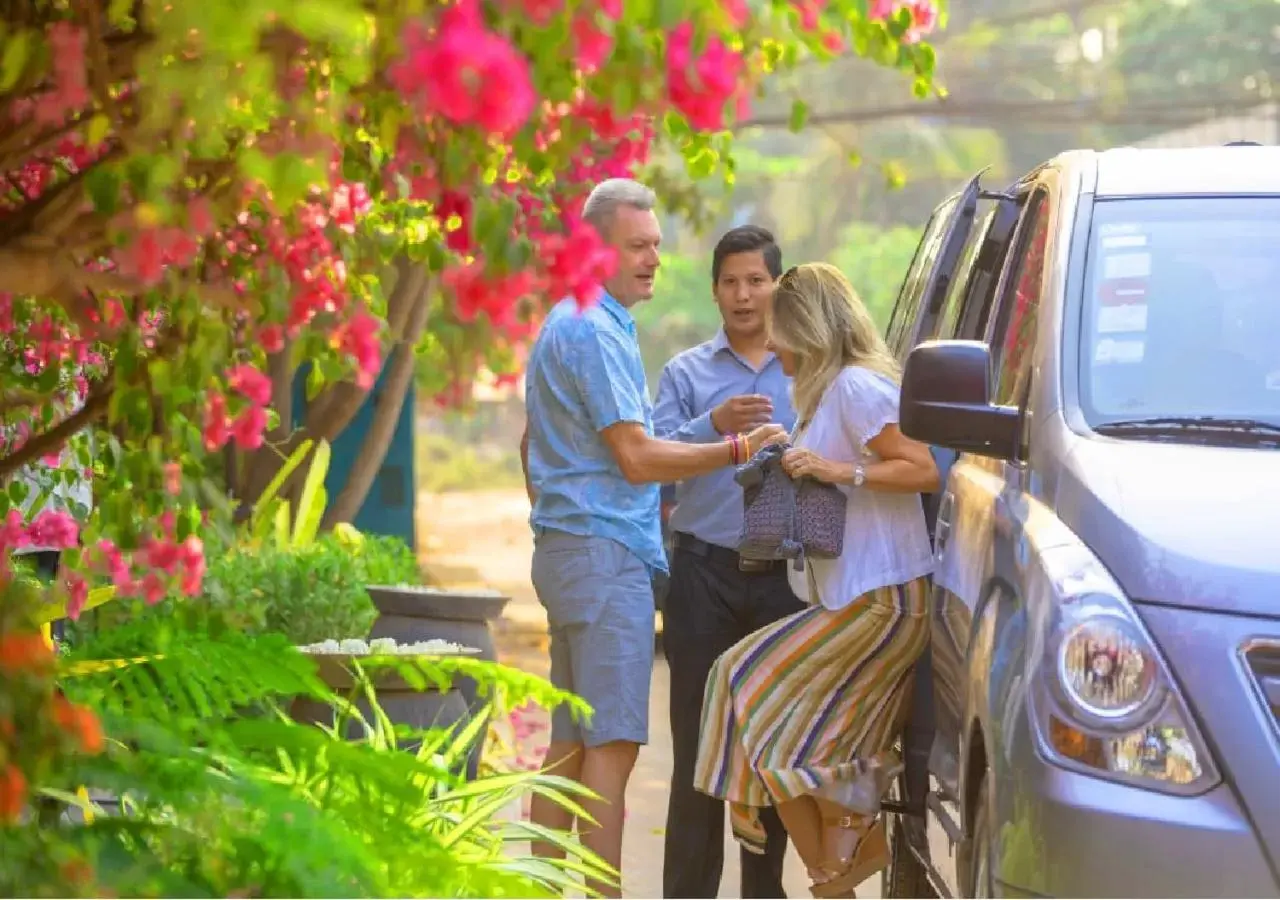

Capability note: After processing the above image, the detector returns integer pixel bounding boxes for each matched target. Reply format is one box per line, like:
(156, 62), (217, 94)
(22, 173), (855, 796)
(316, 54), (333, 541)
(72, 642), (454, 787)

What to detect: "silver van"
(880, 145), (1280, 897)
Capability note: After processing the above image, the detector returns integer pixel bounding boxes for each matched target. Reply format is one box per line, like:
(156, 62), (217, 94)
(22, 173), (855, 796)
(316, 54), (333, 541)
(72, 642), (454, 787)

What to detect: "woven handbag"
(735, 442), (846, 569)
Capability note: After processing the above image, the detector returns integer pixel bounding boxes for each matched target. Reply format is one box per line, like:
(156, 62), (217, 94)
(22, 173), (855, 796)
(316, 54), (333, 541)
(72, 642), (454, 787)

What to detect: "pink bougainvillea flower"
(571, 13), (614, 73)
(720, 0), (750, 28)
(226, 364), (272, 407)
(868, 0), (896, 20)
(230, 405), (268, 450)
(665, 22), (745, 131)
(390, 3), (536, 138)
(202, 391), (231, 451)
(63, 572), (89, 621)
(27, 510), (79, 550)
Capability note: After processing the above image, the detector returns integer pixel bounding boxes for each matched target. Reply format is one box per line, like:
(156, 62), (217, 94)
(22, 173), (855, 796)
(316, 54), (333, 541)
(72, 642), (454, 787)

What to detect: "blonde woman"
(693, 263), (939, 899)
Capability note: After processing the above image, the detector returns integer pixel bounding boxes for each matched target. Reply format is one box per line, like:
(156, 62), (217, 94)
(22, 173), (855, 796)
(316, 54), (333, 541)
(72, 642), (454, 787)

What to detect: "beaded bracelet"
(724, 432), (742, 465)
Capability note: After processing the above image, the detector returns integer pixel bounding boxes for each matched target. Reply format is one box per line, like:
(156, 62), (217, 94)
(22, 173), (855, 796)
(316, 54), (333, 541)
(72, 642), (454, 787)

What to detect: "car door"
(919, 194), (1020, 541)
(927, 178), (1055, 896)
(887, 176), (1019, 896)
(885, 172), (986, 364)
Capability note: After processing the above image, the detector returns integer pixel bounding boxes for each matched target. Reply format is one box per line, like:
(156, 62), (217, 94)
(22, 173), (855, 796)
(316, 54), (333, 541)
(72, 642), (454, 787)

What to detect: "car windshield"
(1080, 196), (1280, 439)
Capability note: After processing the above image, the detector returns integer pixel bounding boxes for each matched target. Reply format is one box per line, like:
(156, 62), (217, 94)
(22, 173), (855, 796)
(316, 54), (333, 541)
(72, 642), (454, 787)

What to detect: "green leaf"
(252, 438), (315, 532)
(86, 113), (112, 149)
(686, 146), (719, 181)
(273, 501), (291, 547)
(292, 439), (330, 547)
(915, 42), (937, 78)
(0, 30), (31, 92)
(882, 159), (907, 190)
(788, 99), (810, 133)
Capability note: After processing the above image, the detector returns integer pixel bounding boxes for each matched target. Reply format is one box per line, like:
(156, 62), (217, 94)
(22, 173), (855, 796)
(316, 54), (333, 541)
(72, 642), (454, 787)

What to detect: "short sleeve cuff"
(688, 410), (720, 443)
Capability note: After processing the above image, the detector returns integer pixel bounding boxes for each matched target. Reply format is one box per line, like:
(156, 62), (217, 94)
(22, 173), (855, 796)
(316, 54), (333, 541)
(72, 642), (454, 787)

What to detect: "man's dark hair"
(711, 225), (783, 283)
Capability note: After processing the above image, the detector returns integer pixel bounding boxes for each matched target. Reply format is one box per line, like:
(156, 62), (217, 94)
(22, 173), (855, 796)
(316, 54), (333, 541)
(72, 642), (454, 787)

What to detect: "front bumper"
(991, 702), (1277, 897)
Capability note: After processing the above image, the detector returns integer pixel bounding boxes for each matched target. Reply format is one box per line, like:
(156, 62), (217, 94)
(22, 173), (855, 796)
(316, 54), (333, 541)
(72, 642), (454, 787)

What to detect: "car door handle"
(934, 492), (954, 555)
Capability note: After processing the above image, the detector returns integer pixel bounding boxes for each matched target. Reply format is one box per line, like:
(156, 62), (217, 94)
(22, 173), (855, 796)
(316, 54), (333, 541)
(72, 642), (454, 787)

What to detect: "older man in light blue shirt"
(651, 225), (803, 900)
(521, 181), (786, 898)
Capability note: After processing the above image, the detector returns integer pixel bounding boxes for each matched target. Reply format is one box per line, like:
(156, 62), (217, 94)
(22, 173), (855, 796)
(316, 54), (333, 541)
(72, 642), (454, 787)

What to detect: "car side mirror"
(900, 340), (1022, 461)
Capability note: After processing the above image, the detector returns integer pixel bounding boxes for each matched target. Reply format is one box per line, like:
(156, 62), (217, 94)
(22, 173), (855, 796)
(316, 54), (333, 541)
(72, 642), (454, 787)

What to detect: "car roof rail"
(1225, 140), (1264, 147)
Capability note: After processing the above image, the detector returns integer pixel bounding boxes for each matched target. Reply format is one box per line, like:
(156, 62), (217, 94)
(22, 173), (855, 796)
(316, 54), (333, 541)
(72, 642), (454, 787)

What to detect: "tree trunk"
(233, 258), (429, 517)
(320, 281), (431, 530)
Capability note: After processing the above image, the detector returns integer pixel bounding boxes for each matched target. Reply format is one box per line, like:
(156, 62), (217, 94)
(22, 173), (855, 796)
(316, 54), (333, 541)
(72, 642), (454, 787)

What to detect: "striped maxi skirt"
(693, 577), (931, 854)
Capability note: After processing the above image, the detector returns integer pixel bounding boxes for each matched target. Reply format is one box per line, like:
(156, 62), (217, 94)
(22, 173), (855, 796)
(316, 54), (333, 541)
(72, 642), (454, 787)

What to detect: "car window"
(1080, 196), (1280, 431)
(991, 190), (1050, 408)
(933, 206), (995, 340)
(886, 196), (959, 354)
(955, 199), (1021, 342)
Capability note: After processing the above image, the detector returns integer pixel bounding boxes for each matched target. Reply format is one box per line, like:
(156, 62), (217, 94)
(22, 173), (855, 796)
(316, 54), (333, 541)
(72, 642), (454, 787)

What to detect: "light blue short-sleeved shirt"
(525, 292), (665, 574)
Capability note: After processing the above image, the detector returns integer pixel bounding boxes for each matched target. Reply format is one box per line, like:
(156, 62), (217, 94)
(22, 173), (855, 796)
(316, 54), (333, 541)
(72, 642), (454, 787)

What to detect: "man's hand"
(745, 423), (788, 457)
(710, 394), (774, 435)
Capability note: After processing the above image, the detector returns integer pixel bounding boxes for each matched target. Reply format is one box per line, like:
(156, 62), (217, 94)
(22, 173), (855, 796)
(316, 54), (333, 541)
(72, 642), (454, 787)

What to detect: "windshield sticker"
(1098, 277), (1148, 305)
(1098, 222), (1143, 237)
(1101, 234), (1148, 250)
(1094, 338), (1145, 365)
(1097, 304), (1148, 334)
(1103, 252), (1152, 280)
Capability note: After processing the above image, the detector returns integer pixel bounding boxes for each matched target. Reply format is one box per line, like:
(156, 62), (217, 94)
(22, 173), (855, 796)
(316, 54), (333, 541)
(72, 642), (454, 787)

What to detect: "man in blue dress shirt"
(652, 225), (803, 899)
(521, 181), (786, 897)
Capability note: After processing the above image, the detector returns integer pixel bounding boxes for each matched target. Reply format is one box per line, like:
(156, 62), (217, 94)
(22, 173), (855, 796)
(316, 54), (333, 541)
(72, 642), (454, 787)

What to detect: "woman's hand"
(781, 447), (847, 484)
(745, 423), (788, 456)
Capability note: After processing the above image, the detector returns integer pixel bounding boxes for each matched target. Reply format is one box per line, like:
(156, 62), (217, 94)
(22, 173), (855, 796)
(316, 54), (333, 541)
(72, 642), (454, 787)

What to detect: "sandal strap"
(823, 812), (874, 831)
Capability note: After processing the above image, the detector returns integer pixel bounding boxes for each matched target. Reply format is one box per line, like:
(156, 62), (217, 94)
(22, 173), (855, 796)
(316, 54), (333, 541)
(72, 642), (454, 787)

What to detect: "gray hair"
(582, 178), (657, 234)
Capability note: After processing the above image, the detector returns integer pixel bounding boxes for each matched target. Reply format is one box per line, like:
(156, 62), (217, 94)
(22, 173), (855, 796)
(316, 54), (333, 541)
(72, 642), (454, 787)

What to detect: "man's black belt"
(672, 532), (784, 574)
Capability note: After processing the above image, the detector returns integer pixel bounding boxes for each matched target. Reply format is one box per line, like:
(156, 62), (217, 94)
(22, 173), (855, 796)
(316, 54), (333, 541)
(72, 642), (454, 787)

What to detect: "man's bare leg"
(530, 739), (584, 859)
(577, 739), (641, 898)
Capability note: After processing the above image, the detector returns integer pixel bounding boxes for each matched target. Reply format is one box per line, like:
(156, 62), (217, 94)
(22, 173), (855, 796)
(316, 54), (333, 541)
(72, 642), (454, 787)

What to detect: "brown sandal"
(808, 814), (888, 899)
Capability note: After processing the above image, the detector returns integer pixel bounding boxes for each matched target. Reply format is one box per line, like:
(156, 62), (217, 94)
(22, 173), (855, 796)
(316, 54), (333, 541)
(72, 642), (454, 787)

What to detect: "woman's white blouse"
(786, 365), (934, 611)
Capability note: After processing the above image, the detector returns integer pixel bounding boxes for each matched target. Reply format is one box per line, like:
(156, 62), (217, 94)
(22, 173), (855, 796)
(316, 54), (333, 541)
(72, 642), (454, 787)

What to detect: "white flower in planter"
(297, 637), (477, 656)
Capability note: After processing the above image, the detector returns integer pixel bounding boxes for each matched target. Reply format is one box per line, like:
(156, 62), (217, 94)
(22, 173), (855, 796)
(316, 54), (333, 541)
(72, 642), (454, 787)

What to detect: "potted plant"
(326, 526), (507, 777)
(200, 531), (475, 748)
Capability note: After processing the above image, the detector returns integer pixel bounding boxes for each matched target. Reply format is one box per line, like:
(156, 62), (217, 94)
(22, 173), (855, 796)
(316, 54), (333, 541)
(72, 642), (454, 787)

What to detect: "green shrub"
(202, 533), (377, 645)
(353, 533), (425, 587)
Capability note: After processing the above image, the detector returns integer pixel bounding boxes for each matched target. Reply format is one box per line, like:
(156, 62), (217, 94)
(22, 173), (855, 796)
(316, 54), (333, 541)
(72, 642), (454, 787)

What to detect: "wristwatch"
(852, 463), (866, 488)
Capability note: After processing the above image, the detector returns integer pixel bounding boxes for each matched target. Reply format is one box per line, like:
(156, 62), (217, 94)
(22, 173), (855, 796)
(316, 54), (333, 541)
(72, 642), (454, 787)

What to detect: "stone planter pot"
(291, 649), (478, 772)
(366, 586), (510, 780)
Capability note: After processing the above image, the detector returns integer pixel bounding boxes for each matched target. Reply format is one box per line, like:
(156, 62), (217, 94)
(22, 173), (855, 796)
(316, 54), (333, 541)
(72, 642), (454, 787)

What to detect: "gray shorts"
(530, 529), (655, 747)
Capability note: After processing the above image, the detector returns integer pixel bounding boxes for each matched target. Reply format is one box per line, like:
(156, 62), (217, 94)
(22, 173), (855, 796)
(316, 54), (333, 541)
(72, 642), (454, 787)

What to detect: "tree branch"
(0, 243), (246, 321)
(735, 94), (1274, 131)
(0, 386), (111, 483)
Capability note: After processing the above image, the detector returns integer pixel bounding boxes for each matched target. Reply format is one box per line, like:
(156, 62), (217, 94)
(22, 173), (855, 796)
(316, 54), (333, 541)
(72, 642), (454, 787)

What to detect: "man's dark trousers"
(661, 534), (806, 898)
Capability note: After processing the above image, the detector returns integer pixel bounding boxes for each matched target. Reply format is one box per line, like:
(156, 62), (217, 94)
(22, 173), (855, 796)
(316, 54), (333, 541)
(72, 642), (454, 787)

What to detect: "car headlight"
(1027, 542), (1219, 794)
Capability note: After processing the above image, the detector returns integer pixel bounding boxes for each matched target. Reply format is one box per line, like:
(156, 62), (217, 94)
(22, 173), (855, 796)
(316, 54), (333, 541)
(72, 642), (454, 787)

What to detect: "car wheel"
(966, 773), (994, 899)
(881, 777), (937, 899)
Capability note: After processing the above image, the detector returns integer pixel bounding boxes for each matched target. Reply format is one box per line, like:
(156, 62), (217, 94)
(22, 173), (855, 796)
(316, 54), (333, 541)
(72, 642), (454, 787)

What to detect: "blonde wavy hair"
(769, 262), (901, 427)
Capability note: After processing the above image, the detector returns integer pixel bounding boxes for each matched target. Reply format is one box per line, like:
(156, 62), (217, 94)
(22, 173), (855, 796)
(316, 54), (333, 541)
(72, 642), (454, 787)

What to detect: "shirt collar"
(597, 290), (635, 333)
(712, 328), (778, 370)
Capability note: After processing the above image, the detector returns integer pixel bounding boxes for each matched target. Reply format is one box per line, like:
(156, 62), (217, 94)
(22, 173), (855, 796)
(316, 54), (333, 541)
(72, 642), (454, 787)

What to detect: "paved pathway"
(421, 489), (882, 899)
